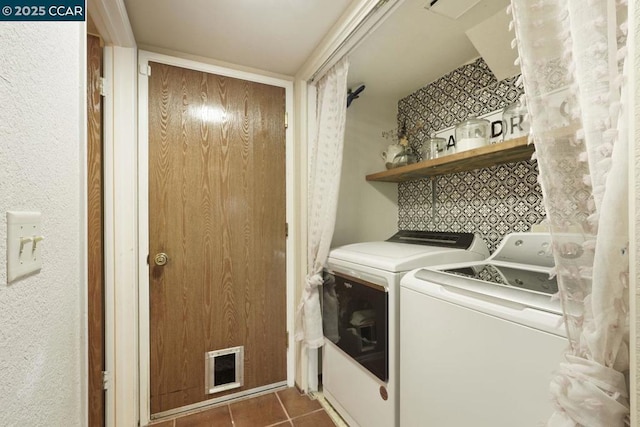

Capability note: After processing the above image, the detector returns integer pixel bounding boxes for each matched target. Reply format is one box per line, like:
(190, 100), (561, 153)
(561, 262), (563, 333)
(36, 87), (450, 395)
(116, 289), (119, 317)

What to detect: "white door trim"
(103, 45), (139, 427)
(88, 3), (137, 426)
(102, 45), (115, 427)
(628, 0), (638, 422)
(87, 0), (135, 47)
(137, 50), (296, 425)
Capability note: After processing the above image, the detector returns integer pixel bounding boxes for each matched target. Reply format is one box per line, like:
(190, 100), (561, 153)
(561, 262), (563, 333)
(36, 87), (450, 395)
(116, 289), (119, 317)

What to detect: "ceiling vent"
(426, 0), (483, 20)
(466, 6), (520, 80)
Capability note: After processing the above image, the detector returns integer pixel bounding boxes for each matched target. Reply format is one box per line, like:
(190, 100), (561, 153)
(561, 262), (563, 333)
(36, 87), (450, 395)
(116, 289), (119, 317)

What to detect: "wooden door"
(87, 33), (105, 426)
(147, 62), (287, 414)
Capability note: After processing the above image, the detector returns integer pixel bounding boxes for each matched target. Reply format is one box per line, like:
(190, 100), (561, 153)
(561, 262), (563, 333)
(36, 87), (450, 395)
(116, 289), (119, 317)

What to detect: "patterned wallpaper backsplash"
(396, 58), (546, 252)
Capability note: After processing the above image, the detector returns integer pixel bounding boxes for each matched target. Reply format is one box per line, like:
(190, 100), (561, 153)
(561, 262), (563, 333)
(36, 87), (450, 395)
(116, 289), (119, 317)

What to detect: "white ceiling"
(123, 0), (355, 76)
(347, 0), (512, 105)
(123, 0), (514, 105)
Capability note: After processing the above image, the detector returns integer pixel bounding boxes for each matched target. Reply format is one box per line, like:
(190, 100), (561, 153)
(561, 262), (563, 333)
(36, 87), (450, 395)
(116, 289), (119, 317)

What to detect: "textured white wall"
(332, 100), (398, 247)
(0, 23), (85, 425)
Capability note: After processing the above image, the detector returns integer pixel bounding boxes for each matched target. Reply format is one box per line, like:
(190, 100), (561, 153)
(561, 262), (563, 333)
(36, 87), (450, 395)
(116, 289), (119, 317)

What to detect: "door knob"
(154, 252), (169, 266)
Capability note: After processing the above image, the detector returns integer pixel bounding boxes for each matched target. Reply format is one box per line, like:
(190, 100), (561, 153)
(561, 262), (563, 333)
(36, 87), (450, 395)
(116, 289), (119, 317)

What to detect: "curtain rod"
(309, 0), (391, 83)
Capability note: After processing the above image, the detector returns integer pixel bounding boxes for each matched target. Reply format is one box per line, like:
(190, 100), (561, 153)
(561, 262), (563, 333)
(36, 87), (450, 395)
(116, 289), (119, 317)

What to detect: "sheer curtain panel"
(295, 57), (350, 349)
(510, 0), (630, 425)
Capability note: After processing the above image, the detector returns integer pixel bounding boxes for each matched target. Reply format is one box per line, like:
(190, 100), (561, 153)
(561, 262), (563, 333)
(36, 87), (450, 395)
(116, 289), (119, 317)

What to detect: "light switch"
(7, 211), (43, 283)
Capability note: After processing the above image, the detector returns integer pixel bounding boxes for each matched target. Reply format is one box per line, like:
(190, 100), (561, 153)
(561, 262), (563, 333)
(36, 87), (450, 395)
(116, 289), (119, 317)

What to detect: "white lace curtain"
(295, 57), (350, 349)
(510, 0), (630, 425)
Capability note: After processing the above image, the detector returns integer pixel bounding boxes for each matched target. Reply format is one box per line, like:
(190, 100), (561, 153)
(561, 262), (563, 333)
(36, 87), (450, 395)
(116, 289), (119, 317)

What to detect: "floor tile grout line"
(288, 407), (326, 422)
(227, 403), (235, 426)
(147, 389), (327, 427)
(274, 390), (292, 421)
(264, 422), (292, 427)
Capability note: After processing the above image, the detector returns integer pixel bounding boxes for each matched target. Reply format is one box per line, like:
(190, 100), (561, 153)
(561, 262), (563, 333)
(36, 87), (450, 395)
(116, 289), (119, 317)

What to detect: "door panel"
(87, 33), (105, 427)
(148, 62), (287, 414)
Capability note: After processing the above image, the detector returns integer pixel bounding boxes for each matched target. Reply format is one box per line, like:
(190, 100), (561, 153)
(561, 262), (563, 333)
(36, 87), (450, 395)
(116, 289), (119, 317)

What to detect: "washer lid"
(432, 264), (558, 296)
(328, 241), (486, 273)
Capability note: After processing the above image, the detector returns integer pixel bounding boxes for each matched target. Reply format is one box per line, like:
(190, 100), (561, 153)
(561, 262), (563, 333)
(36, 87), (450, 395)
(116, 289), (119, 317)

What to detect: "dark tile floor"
(148, 388), (337, 427)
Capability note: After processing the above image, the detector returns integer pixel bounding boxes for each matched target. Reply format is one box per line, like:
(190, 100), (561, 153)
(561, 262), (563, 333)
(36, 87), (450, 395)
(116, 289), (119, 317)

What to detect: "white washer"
(400, 232), (570, 427)
(322, 231), (489, 427)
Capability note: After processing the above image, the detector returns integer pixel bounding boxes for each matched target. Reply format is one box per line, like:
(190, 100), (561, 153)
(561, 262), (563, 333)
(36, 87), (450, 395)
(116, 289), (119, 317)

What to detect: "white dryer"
(322, 231), (489, 427)
(400, 232), (571, 427)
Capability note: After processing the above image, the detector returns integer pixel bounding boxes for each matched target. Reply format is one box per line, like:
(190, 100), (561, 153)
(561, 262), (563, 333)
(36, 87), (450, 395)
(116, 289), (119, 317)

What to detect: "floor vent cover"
(205, 346), (244, 395)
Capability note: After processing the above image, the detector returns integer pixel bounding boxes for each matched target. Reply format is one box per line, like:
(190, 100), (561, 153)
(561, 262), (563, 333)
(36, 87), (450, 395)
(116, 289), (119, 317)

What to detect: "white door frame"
(136, 50), (296, 425)
(102, 44), (139, 427)
(629, 0), (638, 422)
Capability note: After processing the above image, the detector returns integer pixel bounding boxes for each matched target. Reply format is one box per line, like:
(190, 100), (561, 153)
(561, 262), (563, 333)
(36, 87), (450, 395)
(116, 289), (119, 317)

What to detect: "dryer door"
(323, 271), (389, 382)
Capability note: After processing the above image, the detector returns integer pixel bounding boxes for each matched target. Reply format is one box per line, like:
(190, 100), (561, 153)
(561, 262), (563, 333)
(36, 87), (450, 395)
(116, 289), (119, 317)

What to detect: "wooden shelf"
(366, 136), (534, 183)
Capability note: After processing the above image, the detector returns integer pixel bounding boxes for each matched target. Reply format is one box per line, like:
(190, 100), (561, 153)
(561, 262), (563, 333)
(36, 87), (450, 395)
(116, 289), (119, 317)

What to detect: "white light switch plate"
(7, 211), (43, 283)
